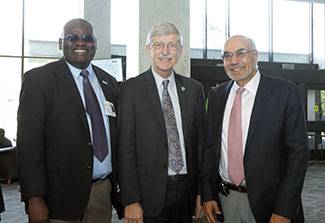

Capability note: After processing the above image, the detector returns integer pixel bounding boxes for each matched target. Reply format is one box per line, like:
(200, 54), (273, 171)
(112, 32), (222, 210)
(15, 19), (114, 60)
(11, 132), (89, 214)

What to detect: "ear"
(146, 45), (152, 58)
(59, 38), (63, 50)
(253, 50), (258, 65)
(177, 45), (184, 58)
(94, 38), (97, 50)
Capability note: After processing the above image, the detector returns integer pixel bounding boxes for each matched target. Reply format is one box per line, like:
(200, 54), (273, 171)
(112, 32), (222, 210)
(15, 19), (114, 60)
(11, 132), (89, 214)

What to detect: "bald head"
(223, 35), (256, 53)
(63, 18), (94, 37)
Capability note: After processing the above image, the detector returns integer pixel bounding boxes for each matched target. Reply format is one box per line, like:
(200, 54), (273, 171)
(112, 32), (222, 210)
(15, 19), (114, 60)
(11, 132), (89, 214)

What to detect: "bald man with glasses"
(201, 35), (309, 223)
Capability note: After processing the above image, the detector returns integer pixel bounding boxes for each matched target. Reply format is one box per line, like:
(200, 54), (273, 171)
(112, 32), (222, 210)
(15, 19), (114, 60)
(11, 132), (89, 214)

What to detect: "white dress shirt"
(219, 71), (261, 184)
(151, 68), (187, 175)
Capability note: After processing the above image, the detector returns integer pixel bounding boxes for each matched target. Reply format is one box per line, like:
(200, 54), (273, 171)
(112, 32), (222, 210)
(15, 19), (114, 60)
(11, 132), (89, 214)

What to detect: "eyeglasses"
(151, 42), (179, 51)
(63, 34), (96, 43)
(222, 49), (256, 60)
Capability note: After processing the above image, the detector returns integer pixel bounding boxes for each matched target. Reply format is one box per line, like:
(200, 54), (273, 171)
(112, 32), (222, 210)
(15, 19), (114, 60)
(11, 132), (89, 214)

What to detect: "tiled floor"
(1, 162), (324, 223)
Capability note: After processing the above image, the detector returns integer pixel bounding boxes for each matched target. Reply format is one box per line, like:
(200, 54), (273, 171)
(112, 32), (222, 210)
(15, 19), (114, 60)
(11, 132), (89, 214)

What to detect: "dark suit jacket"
(17, 58), (119, 219)
(0, 184), (4, 213)
(117, 69), (206, 217)
(0, 135), (12, 148)
(201, 73), (309, 223)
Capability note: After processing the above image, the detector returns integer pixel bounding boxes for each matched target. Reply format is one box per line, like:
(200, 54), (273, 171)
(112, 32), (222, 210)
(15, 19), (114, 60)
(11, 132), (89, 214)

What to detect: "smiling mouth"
(159, 58), (171, 62)
(230, 67), (244, 72)
(74, 49), (87, 54)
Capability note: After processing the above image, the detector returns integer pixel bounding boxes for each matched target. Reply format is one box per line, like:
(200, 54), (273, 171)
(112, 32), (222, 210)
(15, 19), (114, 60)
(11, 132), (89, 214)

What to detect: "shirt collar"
(65, 59), (94, 79)
(151, 67), (176, 89)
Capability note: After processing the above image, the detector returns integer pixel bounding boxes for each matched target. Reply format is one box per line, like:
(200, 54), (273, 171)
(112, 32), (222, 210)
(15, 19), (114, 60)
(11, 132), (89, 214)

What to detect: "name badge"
(104, 101), (116, 117)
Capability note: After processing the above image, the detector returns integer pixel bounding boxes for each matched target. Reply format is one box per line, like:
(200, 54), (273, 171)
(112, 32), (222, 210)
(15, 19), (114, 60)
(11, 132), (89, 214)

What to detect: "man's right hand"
(28, 197), (49, 223)
(203, 200), (222, 223)
(124, 202), (143, 223)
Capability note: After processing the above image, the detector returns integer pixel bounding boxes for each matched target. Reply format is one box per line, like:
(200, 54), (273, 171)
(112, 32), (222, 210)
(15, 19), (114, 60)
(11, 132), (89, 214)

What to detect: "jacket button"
(87, 166), (92, 169)
(164, 142), (168, 147)
(88, 142), (92, 146)
(163, 164), (167, 169)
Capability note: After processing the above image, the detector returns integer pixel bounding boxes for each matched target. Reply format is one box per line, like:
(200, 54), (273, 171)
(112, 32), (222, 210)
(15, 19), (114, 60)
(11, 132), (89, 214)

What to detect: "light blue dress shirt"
(66, 61), (112, 179)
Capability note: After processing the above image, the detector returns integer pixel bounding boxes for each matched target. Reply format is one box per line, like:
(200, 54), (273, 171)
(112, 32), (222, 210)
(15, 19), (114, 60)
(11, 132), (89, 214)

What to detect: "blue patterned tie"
(162, 80), (184, 174)
(81, 70), (108, 162)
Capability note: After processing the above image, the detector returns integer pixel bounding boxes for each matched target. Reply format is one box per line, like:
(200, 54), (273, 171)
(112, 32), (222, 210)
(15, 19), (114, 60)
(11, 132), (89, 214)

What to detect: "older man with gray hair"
(117, 22), (206, 223)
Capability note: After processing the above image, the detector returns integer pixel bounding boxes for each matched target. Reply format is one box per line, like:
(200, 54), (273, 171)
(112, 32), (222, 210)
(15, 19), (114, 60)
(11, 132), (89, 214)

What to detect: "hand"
(27, 197), (49, 223)
(193, 195), (204, 220)
(203, 200), (222, 223)
(124, 202), (143, 223)
(269, 213), (291, 223)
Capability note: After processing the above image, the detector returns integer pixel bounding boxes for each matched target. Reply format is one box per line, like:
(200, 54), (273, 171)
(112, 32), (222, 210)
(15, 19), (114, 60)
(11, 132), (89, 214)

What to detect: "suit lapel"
(175, 73), (188, 143)
(56, 59), (89, 132)
(216, 81), (233, 138)
(245, 74), (269, 149)
(144, 70), (166, 134)
(93, 66), (118, 103)
(93, 65), (118, 151)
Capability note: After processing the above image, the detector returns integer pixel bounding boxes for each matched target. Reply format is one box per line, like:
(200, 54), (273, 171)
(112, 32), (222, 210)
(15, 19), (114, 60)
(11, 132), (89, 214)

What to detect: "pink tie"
(228, 87), (245, 186)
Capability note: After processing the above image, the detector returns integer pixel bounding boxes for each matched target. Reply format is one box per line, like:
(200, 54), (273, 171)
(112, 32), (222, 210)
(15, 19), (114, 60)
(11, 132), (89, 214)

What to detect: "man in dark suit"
(0, 128), (12, 148)
(117, 22), (206, 222)
(201, 35), (309, 223)
(17, 18), (120, 223)
(0, 128), (9, 221)
(0, 184), (4, 222)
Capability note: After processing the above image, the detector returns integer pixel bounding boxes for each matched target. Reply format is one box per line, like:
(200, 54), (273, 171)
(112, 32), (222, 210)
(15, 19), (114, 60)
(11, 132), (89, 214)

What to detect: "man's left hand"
(269, 213), (291, 223)
(193, 195), (204, 220)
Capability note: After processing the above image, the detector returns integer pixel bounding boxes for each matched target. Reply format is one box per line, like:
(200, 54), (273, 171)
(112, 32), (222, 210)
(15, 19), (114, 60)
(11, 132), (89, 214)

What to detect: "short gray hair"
(146, 22), (183, 46)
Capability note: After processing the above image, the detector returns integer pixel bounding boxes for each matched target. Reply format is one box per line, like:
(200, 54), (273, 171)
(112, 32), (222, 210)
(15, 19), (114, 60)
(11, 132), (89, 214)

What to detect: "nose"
(75, 37), (86, 45)
(162, 45), (169, 55)
(230, 54), (239, 65)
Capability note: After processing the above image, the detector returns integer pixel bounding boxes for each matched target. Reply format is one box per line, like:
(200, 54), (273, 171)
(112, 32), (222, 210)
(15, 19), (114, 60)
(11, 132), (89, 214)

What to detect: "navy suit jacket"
(117, 69), (206, 217)
(17, 58), (119, 219)
(201, 72), (309, 222)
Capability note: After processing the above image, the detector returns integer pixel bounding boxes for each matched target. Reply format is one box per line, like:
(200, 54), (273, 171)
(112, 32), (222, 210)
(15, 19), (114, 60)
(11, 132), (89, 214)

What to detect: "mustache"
(158, 54), (172, 59)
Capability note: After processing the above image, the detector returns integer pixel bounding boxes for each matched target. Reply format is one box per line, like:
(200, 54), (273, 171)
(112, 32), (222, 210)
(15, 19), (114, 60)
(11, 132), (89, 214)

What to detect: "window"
(314, 3), (325, 68)
(0, 0), (22, 56)
(190, 0), (205, 58)
(206, 0), (226, 59)
(229, 0), (269, 61)
(307, 89), (325, 121)
(273, 0), (310, 63)
(0, 0), (82, 142)
(24, 0), (82, 57)
(0, 58), (21, 141)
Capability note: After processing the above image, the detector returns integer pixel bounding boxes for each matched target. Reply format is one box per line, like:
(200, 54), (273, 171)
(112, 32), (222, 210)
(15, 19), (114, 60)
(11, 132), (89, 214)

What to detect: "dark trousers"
(144, 178), (192, 223)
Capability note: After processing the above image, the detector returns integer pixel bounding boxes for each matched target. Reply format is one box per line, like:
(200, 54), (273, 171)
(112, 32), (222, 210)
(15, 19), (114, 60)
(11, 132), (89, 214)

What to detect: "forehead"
(64, 22), (93, 35)
(152, 34), (178, 43)
(224, 37), (251, 52)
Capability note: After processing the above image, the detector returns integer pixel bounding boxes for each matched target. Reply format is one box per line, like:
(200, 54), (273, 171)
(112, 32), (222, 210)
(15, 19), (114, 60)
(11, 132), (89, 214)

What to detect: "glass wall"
(273, 0), (310, 63)
(0, 0), (82, 142)
(314, 3), (325, 68)
(0, 58), (21, 141)
(206, 0), (226, 59)
(190, 0), (325, 67)
(190, 0), (205, 58)
(229, 0), (269, 61)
